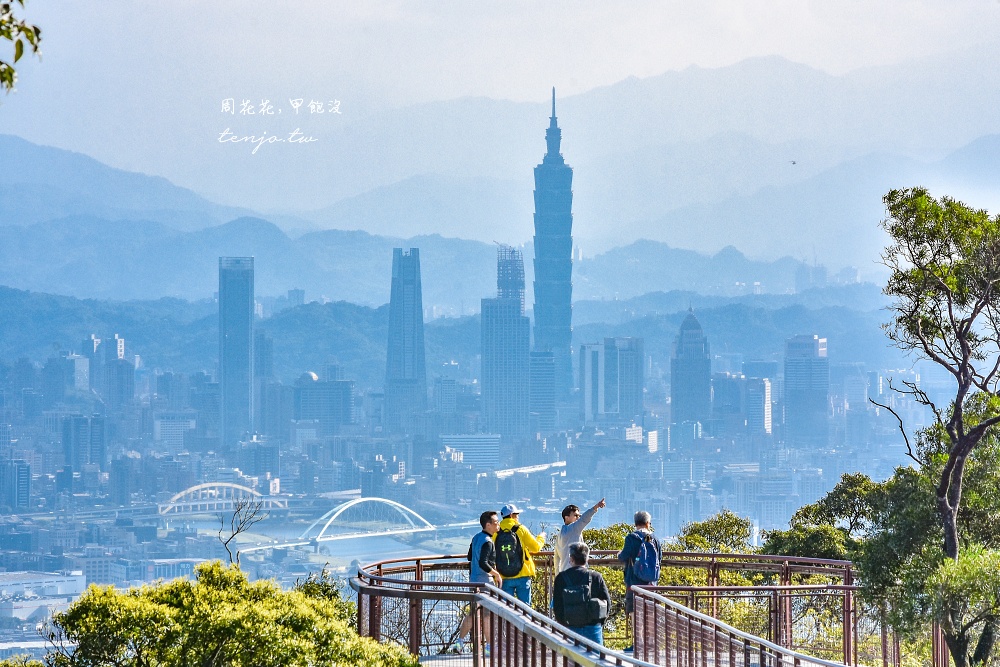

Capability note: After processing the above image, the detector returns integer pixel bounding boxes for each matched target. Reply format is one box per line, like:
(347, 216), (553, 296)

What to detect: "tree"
(770, 414), (1000, 667)
(294, 566), (356, 629)
(1, 1), (41, 92)
(11, 561), (416, 667)
(218, 496), (267, 566)
(763, 472), (877, 561)
(676, 509), (754, 553)
(877, 188), (1000, 667)
(879, 187), (1000, 561)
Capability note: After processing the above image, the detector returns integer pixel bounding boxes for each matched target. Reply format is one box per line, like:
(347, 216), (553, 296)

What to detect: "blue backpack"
(631, 532), (660, 583)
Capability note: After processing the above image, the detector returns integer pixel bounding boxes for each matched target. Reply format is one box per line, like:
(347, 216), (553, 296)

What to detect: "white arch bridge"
(241, 496), (477, 554)
(158, 483), (289, 516)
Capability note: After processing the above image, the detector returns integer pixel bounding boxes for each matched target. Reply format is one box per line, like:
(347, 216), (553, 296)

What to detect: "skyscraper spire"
(544, 87), (562, 159)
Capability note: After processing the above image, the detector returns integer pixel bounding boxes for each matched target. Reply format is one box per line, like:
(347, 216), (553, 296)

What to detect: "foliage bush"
(0, 561), (415, 667)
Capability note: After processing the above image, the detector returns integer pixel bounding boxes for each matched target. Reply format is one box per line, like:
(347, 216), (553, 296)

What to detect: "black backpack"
(495, 523), (525, 577)
(560, 577), (608, 627)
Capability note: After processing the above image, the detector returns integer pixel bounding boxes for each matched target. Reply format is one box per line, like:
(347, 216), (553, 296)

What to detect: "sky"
(2, 1), (999, 242)
(9, 1), (999, 104)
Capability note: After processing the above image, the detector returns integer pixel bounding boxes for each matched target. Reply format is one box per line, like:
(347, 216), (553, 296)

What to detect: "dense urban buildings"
(384, 248), (427, 433)
(532, 89), (575, 405)
(0, 91), (922, 635)
(218, 257), (255, 450)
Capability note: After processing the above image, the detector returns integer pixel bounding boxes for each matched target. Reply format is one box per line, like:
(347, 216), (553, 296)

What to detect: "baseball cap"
(501, 503), (523, 517)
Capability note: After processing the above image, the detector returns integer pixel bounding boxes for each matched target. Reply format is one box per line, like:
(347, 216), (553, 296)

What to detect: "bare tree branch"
(218, 496), (268, 567)
(869, 397), (921, 465)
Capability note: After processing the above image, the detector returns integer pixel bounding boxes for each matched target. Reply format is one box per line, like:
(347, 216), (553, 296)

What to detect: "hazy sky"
(8, 1), (1000, 105)
(2, 1), (999, 231)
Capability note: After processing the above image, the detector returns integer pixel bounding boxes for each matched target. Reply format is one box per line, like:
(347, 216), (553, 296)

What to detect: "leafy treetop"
(1, 1), (41, 92)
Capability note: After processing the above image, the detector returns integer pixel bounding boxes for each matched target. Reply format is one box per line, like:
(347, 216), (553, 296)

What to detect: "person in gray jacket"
(552, 498), (606, 572)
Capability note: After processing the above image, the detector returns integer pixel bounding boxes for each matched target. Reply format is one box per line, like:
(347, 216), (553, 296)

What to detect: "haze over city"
(1, 3), (999, 663)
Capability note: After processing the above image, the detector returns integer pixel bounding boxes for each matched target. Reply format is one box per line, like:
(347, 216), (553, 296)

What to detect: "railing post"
(368, 563), (383, 641)
(770, 589), (779, 644)
(407, 560), (423, 655)
(843, 568), (854, 665)
(710, 559), (720, 618)
(356, 585), (365, 636)
(688, 612), (696, 667)
(651, 596), (659, 664)
(471, 600), (482, 667)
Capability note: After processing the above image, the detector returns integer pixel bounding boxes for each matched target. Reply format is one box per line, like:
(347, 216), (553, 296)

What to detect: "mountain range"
(5, 49), (999, 278)
(0, 131), (842, 308)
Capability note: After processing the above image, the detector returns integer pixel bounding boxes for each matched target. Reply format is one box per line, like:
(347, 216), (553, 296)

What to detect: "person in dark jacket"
(553, 542), (611, 645)
(468, 510), (502, 586)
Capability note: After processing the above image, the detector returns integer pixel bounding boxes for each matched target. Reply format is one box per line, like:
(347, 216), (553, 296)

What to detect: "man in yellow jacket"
(492, 503), (546, 604)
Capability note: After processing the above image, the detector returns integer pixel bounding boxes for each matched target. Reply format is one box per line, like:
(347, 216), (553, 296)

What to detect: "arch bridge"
(240, 497), (475, 554)
(158, 482), (288, 516)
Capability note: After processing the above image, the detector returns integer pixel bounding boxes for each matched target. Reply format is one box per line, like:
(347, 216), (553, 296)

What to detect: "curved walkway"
(352, 551), (872, 667)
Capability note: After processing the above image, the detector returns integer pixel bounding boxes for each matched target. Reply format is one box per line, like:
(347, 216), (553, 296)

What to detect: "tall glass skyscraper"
(671, 309), (712, 426)
(532, 89), (575, 402)
(481, 246), (530, 439)
(219, 257), (254, 449)
(784, 334), (830, 448)
(384, 248), (427, 433)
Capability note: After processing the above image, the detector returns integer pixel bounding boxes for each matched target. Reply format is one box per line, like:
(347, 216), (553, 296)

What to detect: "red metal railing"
(350, 552), (889, 667)
(633, 587), (861, 667)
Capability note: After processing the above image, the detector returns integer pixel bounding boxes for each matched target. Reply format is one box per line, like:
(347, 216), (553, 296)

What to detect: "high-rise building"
(529, 351), (556, 433)
(481, 247), (530, 439)
(532, 89), (575, 402)
(294, 373), (355, 436)
(711, 372), (747, 437)
(99, 332), (130, 408)
(0, 459), (30, 510)
(219, 257), (255, 449)
(670, 310), (712, 426)
(580, 343), (603, 424)
(784, 334), (830, 447)
(747, 378), (773, 435)
(440, 434), (501, 469)
(580, 338), (645, 425)
(384, 248), (427, 433)
(62, 415), (106, 471)
(608, 337), (644, 424)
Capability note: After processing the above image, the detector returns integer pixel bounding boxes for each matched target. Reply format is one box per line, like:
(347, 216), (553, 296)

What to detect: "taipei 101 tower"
(532, 89), (575, 402)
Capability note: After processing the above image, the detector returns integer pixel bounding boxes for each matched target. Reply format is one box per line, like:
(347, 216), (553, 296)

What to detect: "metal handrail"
(633, 586), (855, 667)
(476, 581), (661, 667)
(352, 557), (660, 667)
(352, 552), (863, 667)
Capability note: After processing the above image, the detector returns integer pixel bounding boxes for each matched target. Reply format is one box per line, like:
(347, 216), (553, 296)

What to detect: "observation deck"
(351, 551), (915, 667)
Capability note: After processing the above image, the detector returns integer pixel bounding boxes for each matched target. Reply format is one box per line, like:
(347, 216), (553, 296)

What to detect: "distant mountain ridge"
(5, 48), (1000, 272)
(2, 130), (996, 301)
(0, 134), (254, 231)
(0, 217), (827, 312)
(0, 285), (903, 390)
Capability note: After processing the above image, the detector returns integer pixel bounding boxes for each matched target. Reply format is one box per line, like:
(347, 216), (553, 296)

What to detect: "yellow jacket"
(492, 517), (545, 578)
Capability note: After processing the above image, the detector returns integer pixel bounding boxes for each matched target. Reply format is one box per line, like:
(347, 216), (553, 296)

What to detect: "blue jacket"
(617, 529), (661, 588)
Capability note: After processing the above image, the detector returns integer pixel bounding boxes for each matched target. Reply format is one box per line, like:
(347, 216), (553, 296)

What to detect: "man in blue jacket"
(617, 510), (661, 615)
